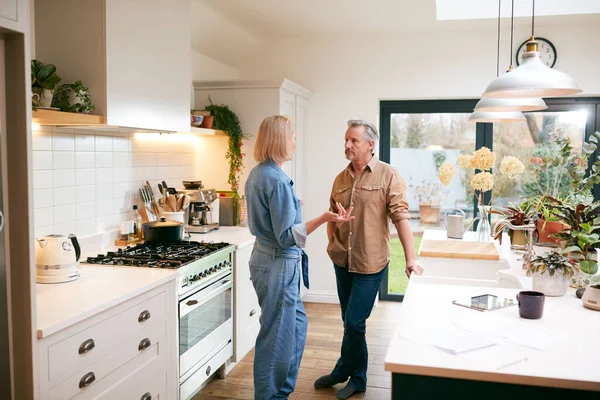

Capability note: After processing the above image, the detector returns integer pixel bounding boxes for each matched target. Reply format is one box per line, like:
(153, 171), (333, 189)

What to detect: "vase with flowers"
(438, 147), (525, 242)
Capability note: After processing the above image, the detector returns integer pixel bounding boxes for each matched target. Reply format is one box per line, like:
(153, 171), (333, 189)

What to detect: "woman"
(245, 115), (354, 400)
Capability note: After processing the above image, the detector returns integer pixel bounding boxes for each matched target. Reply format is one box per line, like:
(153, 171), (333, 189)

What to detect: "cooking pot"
(143, 217), (184, 242)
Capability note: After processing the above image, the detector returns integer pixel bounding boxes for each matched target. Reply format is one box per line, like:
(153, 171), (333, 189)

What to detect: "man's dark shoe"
(336, 382), (365, 400)
(314, 374), (346, 389)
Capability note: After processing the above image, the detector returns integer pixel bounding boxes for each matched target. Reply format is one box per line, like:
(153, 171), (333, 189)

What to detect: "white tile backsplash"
(75, 152), (95, 169)
(52, 151), (75, 170)
(53, 169), (76, 188)
(53, 186), (77, 206)
(32, 132), (53, 151)
(33, 151), (53, 170)
(75, 135), (95, 151)
(54, 205), (77, 225)
(33, 129), (199, 237)
(53, 134), (75, 151)
(95, 136), (113, 152)
(76, 169), (96, 186)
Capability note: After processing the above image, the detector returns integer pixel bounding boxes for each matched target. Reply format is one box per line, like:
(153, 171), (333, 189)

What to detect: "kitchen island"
(384, 230), (600, 398)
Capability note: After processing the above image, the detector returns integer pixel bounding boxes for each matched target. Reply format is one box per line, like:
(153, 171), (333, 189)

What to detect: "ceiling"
(197, 0), (600, 39)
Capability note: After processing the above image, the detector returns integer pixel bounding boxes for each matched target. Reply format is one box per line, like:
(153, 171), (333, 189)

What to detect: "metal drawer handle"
(138, 310), (151, 323)
(186, 299), (198, 306)
(206, 365), (211, 376)
(79, 372), (95, 389)
(138, 338), (152, 351)
(78, 339), (95, 354)
(249, 309), (256, 317)
(140, 392), (152, 400)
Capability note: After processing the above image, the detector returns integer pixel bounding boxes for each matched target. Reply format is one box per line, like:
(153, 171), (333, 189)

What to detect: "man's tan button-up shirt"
(326, 155), (410, 274)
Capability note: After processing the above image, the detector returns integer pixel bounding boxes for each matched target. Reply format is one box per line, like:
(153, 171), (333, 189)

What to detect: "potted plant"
(549, 200), (600, 288)
(530, 195), (568, 244)
(490, 201), (533, 249)
(52, 80), (96, 113)
(410, 181), (446, 224)
(31, 59), (61, 108)
(203, 100), (248, 201)
(529, 251), (576, 296)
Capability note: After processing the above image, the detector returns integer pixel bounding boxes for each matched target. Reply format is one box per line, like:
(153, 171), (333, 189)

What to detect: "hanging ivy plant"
(204, 99), (248, 198)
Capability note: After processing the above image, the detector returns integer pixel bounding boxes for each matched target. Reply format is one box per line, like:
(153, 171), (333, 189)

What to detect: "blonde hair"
(254, 115), (294, 164)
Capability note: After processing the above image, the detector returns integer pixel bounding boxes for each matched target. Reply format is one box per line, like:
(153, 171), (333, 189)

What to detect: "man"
(314, 119), (424, 399)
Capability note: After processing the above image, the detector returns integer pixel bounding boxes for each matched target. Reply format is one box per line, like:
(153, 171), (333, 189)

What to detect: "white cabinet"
(0, 0), (17, 21)
(34, 0), (191, 132)
(37, 280), (178, 400)
(193, 79), (312, 202)
(233, 243), (260, 363)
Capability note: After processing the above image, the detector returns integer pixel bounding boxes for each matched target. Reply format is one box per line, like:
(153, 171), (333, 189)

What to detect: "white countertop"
(189, 226), (255, 249)
(36, 226), (254, 339)
(36, 265), (177, 339)
(385, 230), (600, 391)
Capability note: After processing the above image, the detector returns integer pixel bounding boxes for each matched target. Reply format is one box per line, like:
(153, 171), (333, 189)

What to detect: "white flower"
(457, 154), (473, 169)
(438, 162), (456, 186)
(470, 172), (494, 193)
(499, 156), (525, 179)
(471, 147), (496, 171)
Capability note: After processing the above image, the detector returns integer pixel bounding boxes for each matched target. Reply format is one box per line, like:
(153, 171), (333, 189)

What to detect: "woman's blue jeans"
(250, 242), (308, 400)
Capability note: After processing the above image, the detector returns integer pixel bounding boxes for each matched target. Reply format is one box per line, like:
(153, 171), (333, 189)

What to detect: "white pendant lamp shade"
(468, 111), (525, 123)
(483, 40), (582, 98)
(474, 96), (547, 112)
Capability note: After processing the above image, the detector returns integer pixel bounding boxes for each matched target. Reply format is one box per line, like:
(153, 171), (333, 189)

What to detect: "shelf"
(32, 109), (104, 126)
(190, 127), (227, 136)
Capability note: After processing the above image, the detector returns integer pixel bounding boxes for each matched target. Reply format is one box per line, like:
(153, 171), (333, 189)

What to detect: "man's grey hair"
(347, 119), (379, 145)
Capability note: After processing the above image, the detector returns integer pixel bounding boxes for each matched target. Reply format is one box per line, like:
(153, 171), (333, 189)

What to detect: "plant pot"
(509, 229), (528, 250)
(201, 115), (214, 129)
(582, 284), (600, 311)
(566, 252), (599, 288)
(33, 87), (54, 108)
(419, 202), (440, 225)
(532, 271), (569, 296)
(536, 219), (565, 244)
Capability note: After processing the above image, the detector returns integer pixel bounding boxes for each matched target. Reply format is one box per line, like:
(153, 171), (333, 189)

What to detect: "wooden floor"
(194, 301), (402, 400)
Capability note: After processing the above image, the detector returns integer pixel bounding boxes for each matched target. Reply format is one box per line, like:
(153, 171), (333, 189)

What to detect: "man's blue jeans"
(330, 263), (387, 390)
(250, 243), (308, 400)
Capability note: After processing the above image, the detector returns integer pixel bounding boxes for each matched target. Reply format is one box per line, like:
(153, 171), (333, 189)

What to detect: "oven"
(179, 270), (233, 399)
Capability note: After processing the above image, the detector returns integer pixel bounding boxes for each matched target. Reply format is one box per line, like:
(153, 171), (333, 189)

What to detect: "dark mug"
(517, 291), (545, 319)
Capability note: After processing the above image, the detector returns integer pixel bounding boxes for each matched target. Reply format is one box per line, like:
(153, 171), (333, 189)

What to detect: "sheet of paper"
(458, 343), (529, 370)
(398, 324), (500, 355)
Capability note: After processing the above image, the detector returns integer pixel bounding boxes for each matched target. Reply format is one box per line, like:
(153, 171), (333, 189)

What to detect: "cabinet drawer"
(121, 370), (167, 400)
(240, 289), (260, 327)
(47, 291), (166, 382)
(180, 342), (233, 400)
(49, 320), (166, 400)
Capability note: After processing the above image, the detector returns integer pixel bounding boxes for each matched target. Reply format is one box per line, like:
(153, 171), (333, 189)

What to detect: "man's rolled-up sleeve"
(387, 170), (411, 224)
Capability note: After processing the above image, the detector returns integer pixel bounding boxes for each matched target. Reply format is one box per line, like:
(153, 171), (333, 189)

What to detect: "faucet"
(492, 219), (536, 270)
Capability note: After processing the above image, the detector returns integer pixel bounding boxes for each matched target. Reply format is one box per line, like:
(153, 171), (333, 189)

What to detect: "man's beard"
(345, 150), (355, 160)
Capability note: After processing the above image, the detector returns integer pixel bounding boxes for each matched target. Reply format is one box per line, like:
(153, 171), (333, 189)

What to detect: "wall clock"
(516, 37), (557, 68)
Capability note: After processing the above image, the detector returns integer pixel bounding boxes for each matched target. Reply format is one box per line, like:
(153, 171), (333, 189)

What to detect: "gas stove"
(85, 241), (236, 298)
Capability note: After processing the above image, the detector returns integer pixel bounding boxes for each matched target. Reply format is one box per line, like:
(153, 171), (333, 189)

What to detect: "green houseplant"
(52, 80), (96, 113)
(203, 100), (248, 198)
(490, 201), (533, 248)
(31, 59), (62, 109)
(547, 199), (600, 288)
(529, 251), (576, 296)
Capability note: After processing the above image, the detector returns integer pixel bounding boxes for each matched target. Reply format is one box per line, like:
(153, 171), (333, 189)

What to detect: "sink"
(409, 275), (523, 289)
(419, 257), (512, 280)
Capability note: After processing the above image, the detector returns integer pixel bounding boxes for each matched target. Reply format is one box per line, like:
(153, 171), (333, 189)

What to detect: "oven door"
(179, 274), (233, 377)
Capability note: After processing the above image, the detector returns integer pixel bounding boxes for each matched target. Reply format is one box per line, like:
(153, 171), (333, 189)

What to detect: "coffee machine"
(180, 188), (219, 233)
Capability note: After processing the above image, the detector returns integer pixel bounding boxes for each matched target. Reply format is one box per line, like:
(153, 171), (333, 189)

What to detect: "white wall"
(233, 21), (600, 301)
(31, 127), (198, 239)
(191, 50), (240, 82)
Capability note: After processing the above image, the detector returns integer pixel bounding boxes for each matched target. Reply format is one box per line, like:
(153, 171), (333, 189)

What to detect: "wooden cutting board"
(419, 239), (500, 260)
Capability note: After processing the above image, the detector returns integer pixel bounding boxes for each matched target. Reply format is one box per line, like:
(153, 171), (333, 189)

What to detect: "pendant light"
(468, 110), (525, 123)
(470, 0), (528, 122)
(483, 0), (581, 98)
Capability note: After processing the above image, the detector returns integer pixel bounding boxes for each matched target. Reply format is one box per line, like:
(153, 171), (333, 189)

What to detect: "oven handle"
(180, 279), (232, 317)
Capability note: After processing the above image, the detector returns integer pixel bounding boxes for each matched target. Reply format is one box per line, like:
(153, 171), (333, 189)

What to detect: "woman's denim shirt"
(245, 161), (307, 250)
